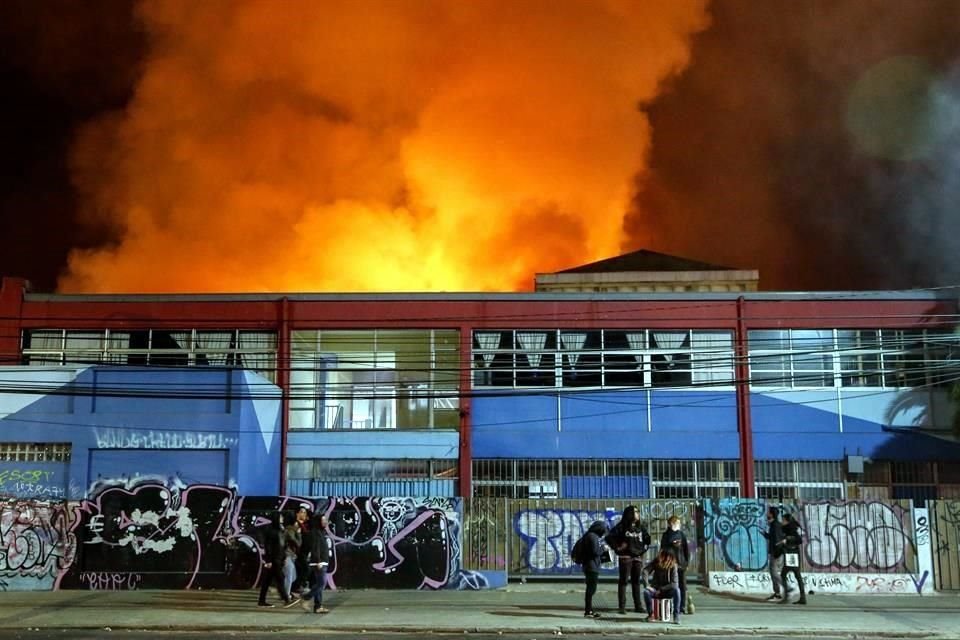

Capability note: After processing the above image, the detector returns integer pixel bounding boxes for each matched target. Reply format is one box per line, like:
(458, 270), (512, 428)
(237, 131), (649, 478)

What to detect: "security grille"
(473, 458), (739, 499)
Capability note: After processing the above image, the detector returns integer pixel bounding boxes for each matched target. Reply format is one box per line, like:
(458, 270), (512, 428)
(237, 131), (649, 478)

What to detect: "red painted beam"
(735, 296), (755, 498)
(458, 325), (473, 498)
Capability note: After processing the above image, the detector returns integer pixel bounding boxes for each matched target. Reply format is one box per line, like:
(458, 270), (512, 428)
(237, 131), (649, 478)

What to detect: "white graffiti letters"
(803, 501), (908, 571)
(94, 428), (238, 450)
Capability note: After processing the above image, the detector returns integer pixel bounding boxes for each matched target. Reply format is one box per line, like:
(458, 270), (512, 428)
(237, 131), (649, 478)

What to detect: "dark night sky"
(2, 0), (959, 292)
(1, 0), (144, 291)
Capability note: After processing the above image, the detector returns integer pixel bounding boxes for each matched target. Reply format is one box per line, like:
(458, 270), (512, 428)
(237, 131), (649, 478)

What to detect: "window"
(0, 442), (71, 462)
(472, 329), (734, 390)
(22, 329), (278, 381)
(291, 329), (460, 431)
(748, 328), (957, 389)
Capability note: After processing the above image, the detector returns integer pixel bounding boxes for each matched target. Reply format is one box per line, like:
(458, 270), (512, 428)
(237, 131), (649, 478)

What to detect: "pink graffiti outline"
(371, 508), (450, 589)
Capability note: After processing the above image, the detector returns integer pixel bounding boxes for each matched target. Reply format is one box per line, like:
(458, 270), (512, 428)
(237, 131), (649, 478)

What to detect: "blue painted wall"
(472, 387), (960, 463)
(0, 366), (281, 497)
(751, 389), (960, 461)
(472, 390), (738, 459)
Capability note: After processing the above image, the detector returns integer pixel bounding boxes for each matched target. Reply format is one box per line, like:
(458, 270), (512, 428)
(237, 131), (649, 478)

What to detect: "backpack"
(571, 534), (587, 564)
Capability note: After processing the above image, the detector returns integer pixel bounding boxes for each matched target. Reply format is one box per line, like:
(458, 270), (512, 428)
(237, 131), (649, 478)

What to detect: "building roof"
(556, 249), (740, 274)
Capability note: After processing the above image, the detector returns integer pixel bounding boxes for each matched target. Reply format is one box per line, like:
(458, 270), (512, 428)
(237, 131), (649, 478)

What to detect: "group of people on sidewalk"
(761, 506), (807, 605)
(575, 507), (691, 624)
(258, 506), (333, 614)
(576, 505), (809, 621)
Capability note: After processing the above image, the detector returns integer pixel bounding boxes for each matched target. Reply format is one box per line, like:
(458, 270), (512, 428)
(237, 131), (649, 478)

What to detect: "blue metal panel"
(286, 430), (459, 460)
(472, 391), (740, 459)
(88, 449), (228, 486)
(561, 475), (649, 498)
(649, 391), (737, 432)
(751, 391), (840, 433)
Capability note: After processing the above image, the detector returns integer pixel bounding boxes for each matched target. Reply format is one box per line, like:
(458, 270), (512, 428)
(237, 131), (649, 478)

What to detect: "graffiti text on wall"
(0, 498), (75, 590)
(703, 498), (915, 573)
(514, 501), (696, 574)
(0, 469), (65, 499)
(93, 429), (238, 450)
(2, 480), (476, 591)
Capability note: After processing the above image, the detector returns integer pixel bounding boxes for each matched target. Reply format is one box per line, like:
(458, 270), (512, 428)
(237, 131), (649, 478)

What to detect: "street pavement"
(0, 583), (957, 637)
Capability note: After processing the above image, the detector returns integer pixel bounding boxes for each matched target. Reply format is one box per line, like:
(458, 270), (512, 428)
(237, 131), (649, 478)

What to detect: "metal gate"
(931, 500), (960, 590)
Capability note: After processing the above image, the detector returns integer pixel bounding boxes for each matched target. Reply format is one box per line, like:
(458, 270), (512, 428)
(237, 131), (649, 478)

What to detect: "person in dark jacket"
(300, 513), (332, 614)
(642, 549), (681, 624)
(282, 511), (301, 601)
(760, 506), (785, 600)
(258, 512), (296, 607)
(605, 505), (651, 614)
(660, 515), (691, 614)
(778, 513), (807, 605)
(579, 520), (609, 618)
(293, 506), (312, 595)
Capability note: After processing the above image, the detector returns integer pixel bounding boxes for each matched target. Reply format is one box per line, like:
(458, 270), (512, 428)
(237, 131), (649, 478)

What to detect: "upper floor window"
(22, 329), (277, 382)
(289, 329), (460, 431)
(472, 329), (734, 389)
(748, 328), (959, 389)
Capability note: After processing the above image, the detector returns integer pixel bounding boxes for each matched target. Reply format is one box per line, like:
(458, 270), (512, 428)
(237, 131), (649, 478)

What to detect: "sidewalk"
(0, 584), (957, 637)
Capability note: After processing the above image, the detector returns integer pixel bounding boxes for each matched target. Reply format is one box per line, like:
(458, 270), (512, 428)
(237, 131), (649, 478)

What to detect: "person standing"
(576, 520), (609, 618)
(778, 513), (807, 605)
(301, 513), (333, 614)
(760, 506), (785, 600)
(257, 512), (296, 608)
(282, 511), (302, 602)
(660, 515), (691, 614)
(605, 505), (651, 614)
(293, 506), (312, 595)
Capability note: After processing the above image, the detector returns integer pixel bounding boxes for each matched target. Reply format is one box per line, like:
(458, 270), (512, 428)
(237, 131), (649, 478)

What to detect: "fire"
(60, 0), (709, 293)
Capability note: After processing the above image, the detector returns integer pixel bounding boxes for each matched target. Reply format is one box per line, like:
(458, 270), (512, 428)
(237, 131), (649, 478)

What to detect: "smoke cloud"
(625, 0), (960, 290)
(60, 0), (708, 293)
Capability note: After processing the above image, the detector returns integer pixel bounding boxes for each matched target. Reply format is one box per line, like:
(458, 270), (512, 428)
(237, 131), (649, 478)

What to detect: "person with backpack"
(605, 505), (651, 614)
(642, 549), (681, 624)
(660, 515), (691, 614)
(777, 513), (807, 605)
(572, 520), (609, 618)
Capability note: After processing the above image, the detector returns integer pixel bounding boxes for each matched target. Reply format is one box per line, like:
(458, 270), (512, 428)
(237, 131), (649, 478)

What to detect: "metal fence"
(701, 498), (918, 576)
(462, 497), (698, 577)
(464, 497), (929, 583)
(931, 500), (960, 591)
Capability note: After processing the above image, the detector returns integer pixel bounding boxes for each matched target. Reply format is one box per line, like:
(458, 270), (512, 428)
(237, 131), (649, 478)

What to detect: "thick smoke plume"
(626, 0), (960, 290)
(61, 0), (708, 293)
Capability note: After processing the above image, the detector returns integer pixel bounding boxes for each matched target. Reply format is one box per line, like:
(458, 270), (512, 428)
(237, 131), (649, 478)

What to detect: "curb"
(10, 624), (943, 638)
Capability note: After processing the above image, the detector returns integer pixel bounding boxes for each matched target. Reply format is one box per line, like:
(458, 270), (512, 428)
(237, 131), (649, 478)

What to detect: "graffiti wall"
(512, 499), (698, 575)
(0, 497), (75, 591)
(1, 480), (476, 591)
(931, 500), (960, 591)
(704, 498), (933, 595)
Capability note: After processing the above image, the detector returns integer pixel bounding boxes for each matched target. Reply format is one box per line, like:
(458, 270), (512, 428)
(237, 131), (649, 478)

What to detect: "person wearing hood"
(578, 520), (609, 618)
(605, 505), (651, 614)
(257, 512), (297, 608)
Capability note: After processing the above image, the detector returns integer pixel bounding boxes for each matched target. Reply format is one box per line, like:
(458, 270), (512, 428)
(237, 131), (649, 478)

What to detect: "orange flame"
(61, 0), (708, 293)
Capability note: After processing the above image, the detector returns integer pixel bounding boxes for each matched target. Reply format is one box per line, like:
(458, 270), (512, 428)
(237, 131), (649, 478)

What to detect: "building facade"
(2, 275), (959, 502)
